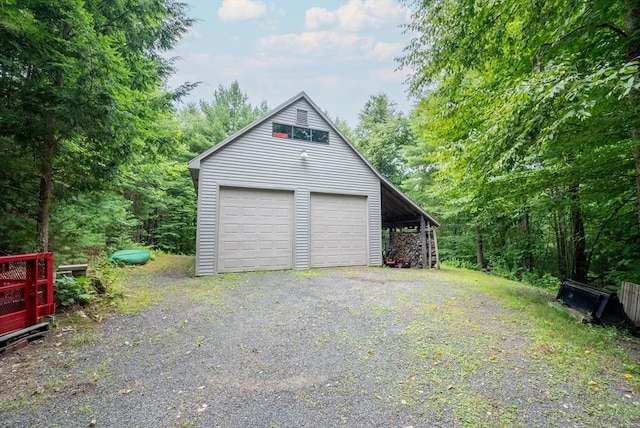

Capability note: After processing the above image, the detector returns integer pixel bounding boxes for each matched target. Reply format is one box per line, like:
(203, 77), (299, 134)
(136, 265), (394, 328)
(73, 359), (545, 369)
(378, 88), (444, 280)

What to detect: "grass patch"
(68, 332), (96, 347)
(391, 266), (640, 427)
(293, 269), (323, 278)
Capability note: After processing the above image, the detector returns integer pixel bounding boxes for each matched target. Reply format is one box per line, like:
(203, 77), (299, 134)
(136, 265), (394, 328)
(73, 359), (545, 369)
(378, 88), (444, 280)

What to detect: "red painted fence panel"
(0, 253), (55, 335)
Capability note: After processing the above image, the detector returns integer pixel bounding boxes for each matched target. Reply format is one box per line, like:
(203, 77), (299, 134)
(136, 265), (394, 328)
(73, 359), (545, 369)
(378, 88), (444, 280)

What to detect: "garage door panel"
(222, 241), (239, 251)
(275, 207), (290, 217)
(311, 193), (367, 268)
(218, 187), (294, 273)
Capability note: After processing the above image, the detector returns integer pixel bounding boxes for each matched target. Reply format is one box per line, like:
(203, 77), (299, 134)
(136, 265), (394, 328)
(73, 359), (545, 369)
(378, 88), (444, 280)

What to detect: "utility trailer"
(0, 253), (55, 353)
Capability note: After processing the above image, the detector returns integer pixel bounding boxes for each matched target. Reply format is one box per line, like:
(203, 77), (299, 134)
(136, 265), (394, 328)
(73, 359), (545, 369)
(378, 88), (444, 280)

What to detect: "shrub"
(54, 276), (93, 308)
(443, 258), (477, 270)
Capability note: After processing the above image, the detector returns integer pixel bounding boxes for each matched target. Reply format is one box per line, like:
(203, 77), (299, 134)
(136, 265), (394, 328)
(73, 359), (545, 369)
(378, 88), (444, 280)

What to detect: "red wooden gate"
(0, 253), (55, 335)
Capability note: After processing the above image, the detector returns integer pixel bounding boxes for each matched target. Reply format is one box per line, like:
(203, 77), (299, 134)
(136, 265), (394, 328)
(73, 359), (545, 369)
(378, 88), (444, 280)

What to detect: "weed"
(78, 404), (92, 415)
(172, 418), (197, 428)
(69, 332), (96, 346)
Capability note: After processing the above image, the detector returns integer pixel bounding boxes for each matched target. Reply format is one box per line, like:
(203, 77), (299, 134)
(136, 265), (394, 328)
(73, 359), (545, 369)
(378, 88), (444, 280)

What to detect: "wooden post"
(420, 216), (428, 269)
(433, 227), (441, 269)
(427, 223), (433, 268)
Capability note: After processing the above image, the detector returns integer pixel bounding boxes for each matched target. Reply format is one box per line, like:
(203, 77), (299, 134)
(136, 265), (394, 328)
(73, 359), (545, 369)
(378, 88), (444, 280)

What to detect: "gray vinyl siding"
(295, 189), (310, 269)
(195, 99), (381, 273)
(195, 169), (217, 276)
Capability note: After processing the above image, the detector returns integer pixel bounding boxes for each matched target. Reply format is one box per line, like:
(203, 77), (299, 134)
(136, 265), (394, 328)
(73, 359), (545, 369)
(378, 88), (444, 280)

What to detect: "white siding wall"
(196, 99), (382, 274)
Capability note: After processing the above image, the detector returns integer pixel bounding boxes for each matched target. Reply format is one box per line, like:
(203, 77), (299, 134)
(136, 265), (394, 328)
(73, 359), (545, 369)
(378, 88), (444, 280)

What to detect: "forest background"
(2, 0), (640, 289)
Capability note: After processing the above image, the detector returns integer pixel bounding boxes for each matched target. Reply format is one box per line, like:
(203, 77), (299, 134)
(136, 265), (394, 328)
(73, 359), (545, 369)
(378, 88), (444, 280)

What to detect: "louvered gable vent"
(296, 109), (308, 126)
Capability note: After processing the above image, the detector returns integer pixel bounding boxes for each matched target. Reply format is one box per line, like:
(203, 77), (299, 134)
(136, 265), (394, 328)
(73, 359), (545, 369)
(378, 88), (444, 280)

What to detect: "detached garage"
(188, 92), (439, 275)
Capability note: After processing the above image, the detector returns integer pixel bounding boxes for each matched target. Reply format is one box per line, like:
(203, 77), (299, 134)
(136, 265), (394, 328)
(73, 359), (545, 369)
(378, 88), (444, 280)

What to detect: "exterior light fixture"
(300, 150), (308, 160)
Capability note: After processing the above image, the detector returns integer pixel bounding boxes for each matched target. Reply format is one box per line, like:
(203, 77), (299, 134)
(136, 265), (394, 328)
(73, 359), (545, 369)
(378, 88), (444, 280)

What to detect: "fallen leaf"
(197, 385), (206, 390)
(119, 389), (132, 395)
(368, 349), (374, 355)
(88, 419), (96, 427)
(624, 373), (633, 379)
(588, 381), (598, 387)
(490, 355), (497, 360)
(197, 404), (208, 413)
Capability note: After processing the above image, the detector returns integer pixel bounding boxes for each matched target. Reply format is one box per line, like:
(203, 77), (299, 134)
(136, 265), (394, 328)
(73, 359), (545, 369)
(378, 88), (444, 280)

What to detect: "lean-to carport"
(380, 180), (440, 269)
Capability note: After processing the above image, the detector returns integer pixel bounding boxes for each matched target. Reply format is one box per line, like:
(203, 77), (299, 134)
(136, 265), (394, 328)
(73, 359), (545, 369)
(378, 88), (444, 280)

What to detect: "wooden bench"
(56, 263), (89, 277)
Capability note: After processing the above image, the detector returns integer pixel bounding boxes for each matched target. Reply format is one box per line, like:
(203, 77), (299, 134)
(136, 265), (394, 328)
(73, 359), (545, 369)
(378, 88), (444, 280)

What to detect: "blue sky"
(166, 0), (416, 127)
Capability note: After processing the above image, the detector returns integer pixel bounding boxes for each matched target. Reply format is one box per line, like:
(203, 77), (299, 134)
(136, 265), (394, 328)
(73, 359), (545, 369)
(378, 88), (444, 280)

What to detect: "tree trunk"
(625, 0), (640, 225)
(553, 210), (570, 280)
(475, 224), (484, 270)
(522, 210), (534, 271)
(36, 135), (56, 252)
(635, 144), (640, 226)
(35, 63), (65, 252)
(569, 184), (588, 283)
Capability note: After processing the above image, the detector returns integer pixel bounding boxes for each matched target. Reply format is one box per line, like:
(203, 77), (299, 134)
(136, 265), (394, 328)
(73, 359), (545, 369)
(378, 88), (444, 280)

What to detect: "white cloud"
(372, 41), (403, 61)
(217, 0), (266, 22)
(369, 65), (407, 83)
(182, 27), (203, 41)
(305, 7), (336, 30)
(257, 31), (374, 57)
(305, 0), (409, 32)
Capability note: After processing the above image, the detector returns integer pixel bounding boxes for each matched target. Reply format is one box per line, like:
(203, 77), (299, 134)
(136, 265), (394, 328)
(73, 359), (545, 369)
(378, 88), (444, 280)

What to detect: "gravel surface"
(1, 259), (638, 427)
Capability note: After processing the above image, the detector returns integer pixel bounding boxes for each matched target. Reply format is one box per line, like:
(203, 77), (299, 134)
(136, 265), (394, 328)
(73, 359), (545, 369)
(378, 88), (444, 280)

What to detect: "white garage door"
(218, 187), (294, 273)
(310, 193), (367, 268)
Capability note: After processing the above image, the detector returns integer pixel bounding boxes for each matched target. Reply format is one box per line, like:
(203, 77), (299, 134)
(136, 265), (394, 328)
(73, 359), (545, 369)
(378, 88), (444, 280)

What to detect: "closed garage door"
(311, 193), (367, 268)
(218, 187), (294, 273)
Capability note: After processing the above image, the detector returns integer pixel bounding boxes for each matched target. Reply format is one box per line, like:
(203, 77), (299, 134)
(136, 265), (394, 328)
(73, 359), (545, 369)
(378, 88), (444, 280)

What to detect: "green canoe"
(110, 249), (151, 264)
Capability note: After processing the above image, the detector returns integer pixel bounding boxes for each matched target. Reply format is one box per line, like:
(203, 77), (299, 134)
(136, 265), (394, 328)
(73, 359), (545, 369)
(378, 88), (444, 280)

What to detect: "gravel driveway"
(1, 257), (638, 427)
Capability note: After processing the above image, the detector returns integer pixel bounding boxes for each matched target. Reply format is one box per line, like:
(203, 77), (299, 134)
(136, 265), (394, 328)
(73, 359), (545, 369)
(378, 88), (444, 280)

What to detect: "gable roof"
(188, 91), (439, 228)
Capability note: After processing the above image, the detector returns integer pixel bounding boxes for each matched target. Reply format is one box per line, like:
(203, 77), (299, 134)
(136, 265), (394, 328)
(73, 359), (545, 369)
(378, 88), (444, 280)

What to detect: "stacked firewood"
(389, 231), (437, 268)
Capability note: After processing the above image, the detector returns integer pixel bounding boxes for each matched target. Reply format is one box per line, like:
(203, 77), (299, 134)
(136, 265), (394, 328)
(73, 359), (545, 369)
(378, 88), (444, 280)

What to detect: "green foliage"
(399, 0), (640, 285)
(120, 157), (197, 254)
(50, 191), (138, 263)
(54, 275), (93, 308)
(441, 258), (476, 270)
(177, 81), (269, 158)
(0, 0), (195, 251)
(353, 94), (413, 186)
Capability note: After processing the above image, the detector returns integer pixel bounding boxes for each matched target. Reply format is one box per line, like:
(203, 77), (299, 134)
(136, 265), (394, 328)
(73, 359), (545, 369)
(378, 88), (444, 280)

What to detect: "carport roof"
(380, 179), (439, 229)
(188, 91), (439, 230)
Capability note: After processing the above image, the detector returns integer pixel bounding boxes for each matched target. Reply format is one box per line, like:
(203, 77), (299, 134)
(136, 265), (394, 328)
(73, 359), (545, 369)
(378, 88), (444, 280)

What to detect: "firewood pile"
(389, 231), (437, 268)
